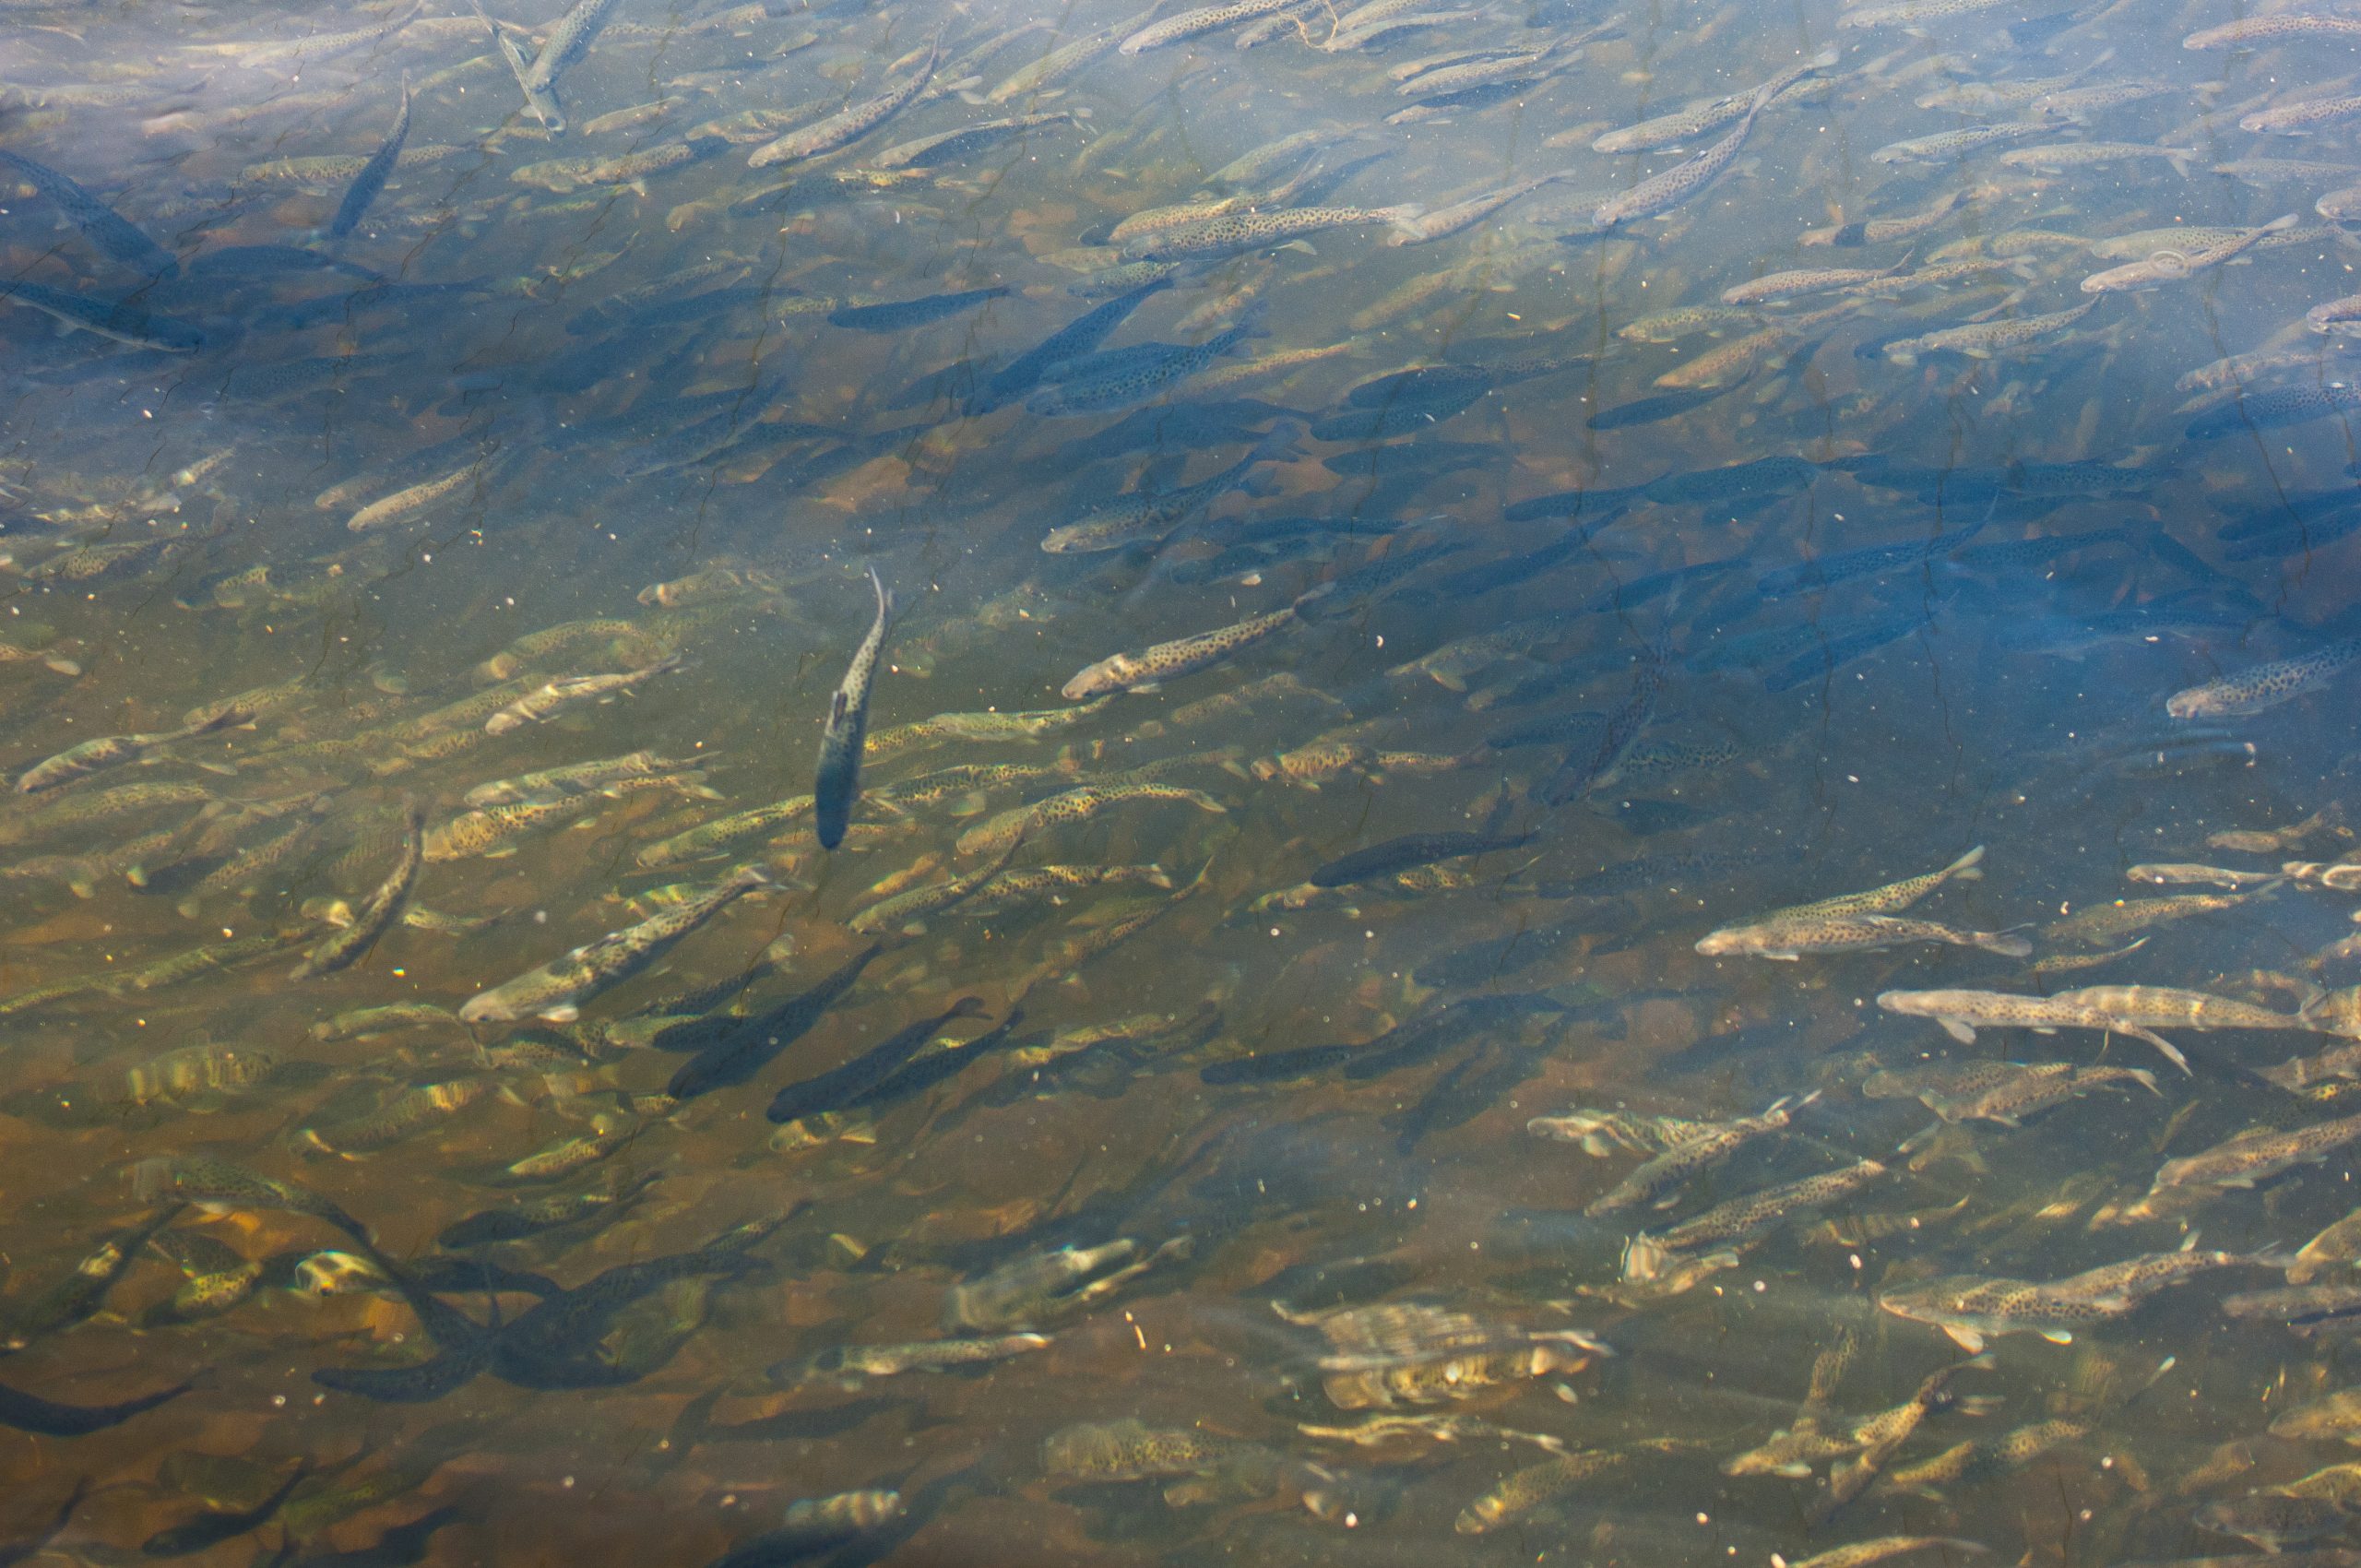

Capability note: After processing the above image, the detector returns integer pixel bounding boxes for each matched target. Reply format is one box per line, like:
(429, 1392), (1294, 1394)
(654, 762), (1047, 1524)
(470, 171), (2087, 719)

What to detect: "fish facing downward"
(816, 567), (893, 850)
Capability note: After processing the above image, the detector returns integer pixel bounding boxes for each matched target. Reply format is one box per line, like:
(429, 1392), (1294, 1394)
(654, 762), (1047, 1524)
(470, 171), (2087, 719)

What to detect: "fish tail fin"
(1941, 844), (1987, 882)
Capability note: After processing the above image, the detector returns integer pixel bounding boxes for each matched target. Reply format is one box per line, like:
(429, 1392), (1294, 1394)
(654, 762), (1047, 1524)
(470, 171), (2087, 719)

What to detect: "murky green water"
(6, 0), (2361, 1563)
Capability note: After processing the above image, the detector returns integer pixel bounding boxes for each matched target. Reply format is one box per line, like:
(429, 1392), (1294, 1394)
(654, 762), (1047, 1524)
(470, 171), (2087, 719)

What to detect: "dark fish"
(1764, 612), (1929, 693)
(2188, 385), (2361, 439)
(1582, 558), (1743, 615)
(0, 280), (206, 352)
(490, 1218), (785, 1388)
(1200, 1044), (1359, 1085)
(1345, 363), (1499, 407)
(2, 1205), (188, 1350)
(1321, 440), (1501, 480)
(1756, 520), (1985, 599)
(766, 997), (988, 1123)
(1295, 539), (1470, 619)
(1417, 919), (1597, 988)
(436, 1174), (660, 1248)
(0, 149), (177, 278)
(1391, 530), (1605, 606)
(1342, 993), (1567, 1081)
(1386, 1042), (1541, 1152)
(967, 278), (1171, 414)
(143, 1464), (310, 1557)
(1040, 399), (1297, 467)
(815, 569), (893, 849)
(400, 1257), (561, 1299)
(844, 1007), (1028, 1111)
(314, 1347), (490, 1405)
(666, 944), (882, 1101)
(293, 798), (422, 978)
(827, 286), (1012, 332)
(184, 246), (386, 281)
(0, 1479), (88, 1568)
(1587, 386), (1732, 430)
(285, 1506), (463, 1568)
(327, 75), (410, 240)
(1539, 638), (1670, 806)
(1310, 387), (1484, 442)
(0, 1374), (187, 1436)
(2224, 503), (2361, 562)
(1488, 710), (1608, 751)
(1502, 483), (1644, 523)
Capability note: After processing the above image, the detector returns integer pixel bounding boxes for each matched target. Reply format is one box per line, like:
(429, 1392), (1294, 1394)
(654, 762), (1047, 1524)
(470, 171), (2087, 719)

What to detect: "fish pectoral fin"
(537, 1004), (581, 1023)
(2039, 1330), (2074, 1344)
(1940, 1324), (1986, 1353)
(1938, 1017), (1977, 1043)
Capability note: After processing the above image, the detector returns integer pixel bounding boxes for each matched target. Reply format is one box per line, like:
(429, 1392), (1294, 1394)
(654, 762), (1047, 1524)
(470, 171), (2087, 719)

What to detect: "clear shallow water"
(6, 0), (2361, 1562)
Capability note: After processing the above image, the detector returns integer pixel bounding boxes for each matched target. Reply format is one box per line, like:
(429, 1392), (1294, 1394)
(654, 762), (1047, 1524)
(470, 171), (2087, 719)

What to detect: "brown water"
(3, 0), (2361, 1564)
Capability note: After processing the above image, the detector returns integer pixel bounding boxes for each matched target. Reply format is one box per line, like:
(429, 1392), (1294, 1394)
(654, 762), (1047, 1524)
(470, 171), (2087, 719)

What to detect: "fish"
(1119, 206), (1422, 263)
(1586, 1092), (1818, 1215)
(133, 1157), (371, 1246)
(1878, 988), (2191, 1073)
(664, 944), (881, 1102)
(2187, 13), (2361, 49)
(346, 456), (501, 534)
(2170, 641), (2361, 719)
(1040, 425), (1299, 553)
(142, 1464), (311, 1557)
(2115, 1113), (2361, 1219)
(1862, 1061), (2158, 1127)
(15, 715), (232, 794)
(965, 279), (1172, 414)
(1026, 318), (1264, 414)
(2196, 1494), (2355, 1552)
(458, 863), (773, 1023)
(1871, 123), (2049, 163)
(0, 281), (203, 352)
(872, 112), (1082, 169)
(484, 651), (687, 733)
(766, 997), (988, 1123)
(815, 568), (893, 850)
(299, 1079), (496, 1159)
(1061, 604), (1300, 698)
(0, 149), (177, 278)
(1309, 829), (1538, 888)
(2082, 214), (2300, 292)
(2127, 863), (2284, 889)
(2045, 885), (2283, 946)
(1595, 53), (1834, 229)
(1121, 0), (1306, 54)
(2, 1206), (188, 1350)
(1722, 255), (1916, 306)
(1696, 912), (2031, 961)
(1880, 1244), (2267, 1350)
(991, 3), (1159, 98)
(326, 76), (410, 240)
(779, 1333), (1050, 1387)
(1783, 1539), (1991, 1568)
(1623, 1160), (1890, 1283)
(293, 800), (423, 978)
(0, 1374), (189, 1437)
(1455, 1449), (1638, 1534)
(749, 38), (941, 169)
(955, 781), (1225, 859)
